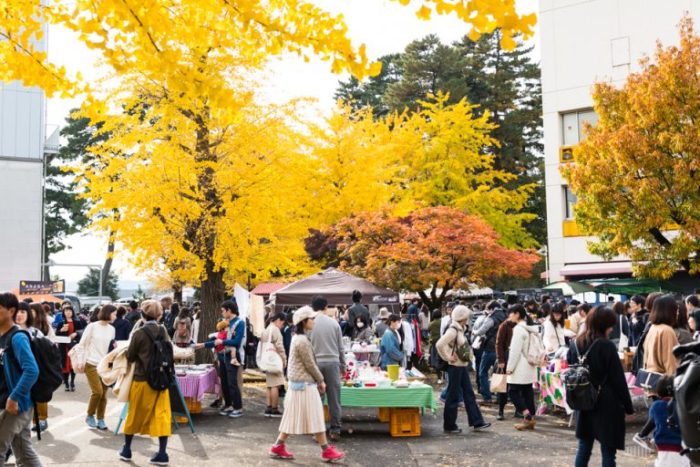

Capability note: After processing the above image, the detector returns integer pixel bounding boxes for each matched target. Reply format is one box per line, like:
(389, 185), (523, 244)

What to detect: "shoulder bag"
(257, 329), (284, 374)
(68, 324), (92, 374)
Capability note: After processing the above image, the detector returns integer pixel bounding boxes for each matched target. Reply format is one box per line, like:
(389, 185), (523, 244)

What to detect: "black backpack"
(5, 327), (63, 403)
(563, 339), (606, 411)
(142, 324), (175, 391)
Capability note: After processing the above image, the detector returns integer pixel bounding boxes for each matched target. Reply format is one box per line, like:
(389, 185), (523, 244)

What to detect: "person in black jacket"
(112, 306), (133, 341)
(567, 306), (634, 467)
(628, 295), (648, 346)
(125, 301), (141, 326)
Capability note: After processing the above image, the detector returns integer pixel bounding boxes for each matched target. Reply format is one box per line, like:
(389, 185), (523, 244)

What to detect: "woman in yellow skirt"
(120, 300), (172, 466)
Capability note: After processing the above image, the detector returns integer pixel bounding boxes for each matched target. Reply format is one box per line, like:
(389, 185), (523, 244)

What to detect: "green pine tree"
(43, 114), (96, 279)
(77, 268), (120, 300)
(335, 54), (402, 117)
(384, 34), (468, 112)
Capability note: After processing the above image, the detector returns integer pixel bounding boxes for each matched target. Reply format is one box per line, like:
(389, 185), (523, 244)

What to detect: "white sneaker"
(218, 406), (234, 416)
(632, 433), (656, 452)
(229, 409), (243, 418)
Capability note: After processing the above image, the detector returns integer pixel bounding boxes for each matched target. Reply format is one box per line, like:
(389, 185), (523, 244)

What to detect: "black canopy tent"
(271, 268), (400, 313)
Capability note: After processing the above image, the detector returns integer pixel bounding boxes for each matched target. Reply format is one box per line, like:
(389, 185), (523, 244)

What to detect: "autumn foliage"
(307, 207), (538, 308)
(564, 16), (700, 278)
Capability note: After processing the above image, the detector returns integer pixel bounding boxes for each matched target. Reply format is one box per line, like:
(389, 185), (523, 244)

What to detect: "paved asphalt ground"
(20, 375), (655, 467)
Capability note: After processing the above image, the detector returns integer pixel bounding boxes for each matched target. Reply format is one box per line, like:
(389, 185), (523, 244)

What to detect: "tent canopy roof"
(272, 268), (399, 308)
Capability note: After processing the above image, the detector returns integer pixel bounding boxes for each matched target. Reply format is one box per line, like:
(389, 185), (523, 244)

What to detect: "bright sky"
(47, 0), (539, 289)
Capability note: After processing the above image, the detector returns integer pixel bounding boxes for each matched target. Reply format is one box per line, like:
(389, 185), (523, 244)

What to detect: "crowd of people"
(0, 288), (697, 466)
(426, 292), (700, 467)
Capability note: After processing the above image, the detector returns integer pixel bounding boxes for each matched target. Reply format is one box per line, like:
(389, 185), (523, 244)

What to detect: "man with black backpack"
(0, 292), (41, 467)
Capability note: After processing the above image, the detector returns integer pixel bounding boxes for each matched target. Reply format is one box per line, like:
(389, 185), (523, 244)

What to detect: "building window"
(561, 109), (599, 146)
(564, 186), (577, 219)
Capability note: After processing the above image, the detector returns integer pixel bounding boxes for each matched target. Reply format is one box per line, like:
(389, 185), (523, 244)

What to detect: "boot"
(514, 418), (536, 431)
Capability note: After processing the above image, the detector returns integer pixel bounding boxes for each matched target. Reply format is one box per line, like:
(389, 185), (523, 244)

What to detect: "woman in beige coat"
(269, 307), (344, 463)
(436, 305), (490, 434)
(261, 312), (287, 418)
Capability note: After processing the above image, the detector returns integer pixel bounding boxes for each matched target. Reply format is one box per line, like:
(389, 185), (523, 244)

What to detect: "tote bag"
(490, 368), (508, 394)
(68, 326), (91, 374)
(257, 330), (283, 374)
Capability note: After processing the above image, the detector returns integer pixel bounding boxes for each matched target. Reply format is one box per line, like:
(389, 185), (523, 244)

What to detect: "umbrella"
(542, 281), (596, 296)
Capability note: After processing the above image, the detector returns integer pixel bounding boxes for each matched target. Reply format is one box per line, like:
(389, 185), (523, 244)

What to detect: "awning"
(585, 278), (680, 295)
(560, 262), (633, 277)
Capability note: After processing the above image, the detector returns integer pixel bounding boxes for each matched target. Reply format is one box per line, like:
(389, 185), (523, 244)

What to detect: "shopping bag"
(68, 343), (88, 374)
(490, 369), (508, 394)
(257, 332), (283, 374)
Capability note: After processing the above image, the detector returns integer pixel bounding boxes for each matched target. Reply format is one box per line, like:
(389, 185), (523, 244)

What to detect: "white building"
(540, 0), (700, 283)
(0, 37), (51, 290)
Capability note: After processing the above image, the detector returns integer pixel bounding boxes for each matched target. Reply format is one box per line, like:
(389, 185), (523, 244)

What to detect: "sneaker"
(229, 409), (243, 418)
(269, 443), (295, 460)
(119, 446), (132, 462)
(514, 419), (536, 431)
(70, 384), (76, 392)
(321, 445), (345, 463)
(149, 452), (169, 466)
(632, 433), (656, 452)
(329, 430), (340, 441)
(264, 407), (272, 418)
(219, 406), (234, 416)
(496, 412), (505, 421)
(210, 399), (222, 408)
(269, 408), (283, 418)
(64, 385), (70, 392)
(86, 415), (97, 429)
(443, 427), (462, 434)
(473, 422), (492, 431)
(31, 420), (48, 432)
(97, 419), (108, 430)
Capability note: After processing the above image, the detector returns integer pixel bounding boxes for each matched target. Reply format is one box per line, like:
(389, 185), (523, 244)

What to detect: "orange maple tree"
(307, 206), (538, 309)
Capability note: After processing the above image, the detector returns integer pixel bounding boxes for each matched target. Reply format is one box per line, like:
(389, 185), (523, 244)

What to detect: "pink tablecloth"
(177, 367), (220, 401)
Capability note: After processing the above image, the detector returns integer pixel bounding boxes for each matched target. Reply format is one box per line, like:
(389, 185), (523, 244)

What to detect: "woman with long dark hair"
(567, 306), (633, 467)
(56, 305), (84, 391)
(543, 302), (574, 353)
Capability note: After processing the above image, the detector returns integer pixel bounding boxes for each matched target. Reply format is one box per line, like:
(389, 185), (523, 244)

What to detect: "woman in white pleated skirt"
(268, 306), (345, 463)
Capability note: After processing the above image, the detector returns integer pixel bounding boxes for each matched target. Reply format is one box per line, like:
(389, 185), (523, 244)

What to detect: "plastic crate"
(389, 408), (421, 437)
(378, 407), (390, 423)
(186, 398), (202, 414)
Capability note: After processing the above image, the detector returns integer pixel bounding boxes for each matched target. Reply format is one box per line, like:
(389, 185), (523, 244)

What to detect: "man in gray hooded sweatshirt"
(310, 295), (345, 440)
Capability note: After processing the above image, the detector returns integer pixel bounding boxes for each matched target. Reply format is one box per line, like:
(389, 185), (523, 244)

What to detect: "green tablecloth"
(335, 384), (437, 414)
